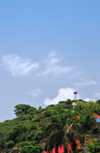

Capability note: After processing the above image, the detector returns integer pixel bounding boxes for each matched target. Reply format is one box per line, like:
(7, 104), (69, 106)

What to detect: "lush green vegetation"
(0, 100), (100, 153)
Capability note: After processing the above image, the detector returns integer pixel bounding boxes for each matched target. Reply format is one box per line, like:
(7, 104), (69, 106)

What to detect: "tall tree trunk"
(64, 145), (68, 153)
(71, 139), (77, 153)
(55, 145), (58, 153)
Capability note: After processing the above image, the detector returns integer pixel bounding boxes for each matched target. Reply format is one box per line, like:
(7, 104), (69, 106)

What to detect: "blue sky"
(0, 0), (100, 121)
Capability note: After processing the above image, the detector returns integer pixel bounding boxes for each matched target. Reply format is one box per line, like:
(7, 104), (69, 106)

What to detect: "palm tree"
(44, 111), (68, 153)
(44, 109), (77, 153)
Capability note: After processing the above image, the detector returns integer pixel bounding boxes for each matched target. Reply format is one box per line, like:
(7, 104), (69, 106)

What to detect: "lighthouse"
(73, 91), (77, 101)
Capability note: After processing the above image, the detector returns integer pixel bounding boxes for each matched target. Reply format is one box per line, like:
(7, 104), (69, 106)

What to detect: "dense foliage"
(0, 100), (100, 153)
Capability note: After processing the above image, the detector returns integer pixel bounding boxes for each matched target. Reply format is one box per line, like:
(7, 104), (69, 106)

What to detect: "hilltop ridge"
(0, 99), (100, 153)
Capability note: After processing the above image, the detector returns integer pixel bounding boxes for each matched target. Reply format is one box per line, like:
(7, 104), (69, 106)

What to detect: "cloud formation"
(0, 52), (97, 91)
(38, 52), (72, 76)
(44, 87), (95, 105)
(44, 88), (80, 105)
(1, 54), (39, 76)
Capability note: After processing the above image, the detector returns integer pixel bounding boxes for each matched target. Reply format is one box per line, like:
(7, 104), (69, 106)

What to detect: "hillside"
(0, 100), (100, 153)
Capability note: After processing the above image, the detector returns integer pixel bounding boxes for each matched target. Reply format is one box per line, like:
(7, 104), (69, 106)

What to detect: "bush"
(30, 123), (38, 130)
(5, 140), (14, 148)
(86, 139), (100, 153)
(96, 100), (100, 104)
(8, 125), (27, 141)
(21, 145), (41, 153)
(16, 141), (32, 147)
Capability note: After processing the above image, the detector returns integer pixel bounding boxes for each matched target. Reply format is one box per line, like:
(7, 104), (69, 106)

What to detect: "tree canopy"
(14, 104), (37, 117)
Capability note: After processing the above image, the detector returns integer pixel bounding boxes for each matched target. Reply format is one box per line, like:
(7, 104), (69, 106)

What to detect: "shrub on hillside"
(5, 140), (14, 148)
(21, 145), (41, 153)
(86, 139), (100, 153)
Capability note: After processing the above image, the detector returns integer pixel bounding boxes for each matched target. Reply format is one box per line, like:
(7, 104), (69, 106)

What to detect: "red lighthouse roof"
(74, 92), (77, 94)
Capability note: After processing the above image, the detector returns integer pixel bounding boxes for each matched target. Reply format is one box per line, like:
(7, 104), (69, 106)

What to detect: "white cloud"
(44, 88), (80, 105)
(28, 88), (41, 97)
(41, 65), (72, 76)
(44, 87), (95, 105)
(44, 52), (61, 66)
(1, 54), (39, 76)
(39, 52), (72, 76)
